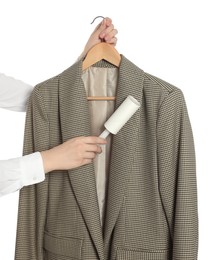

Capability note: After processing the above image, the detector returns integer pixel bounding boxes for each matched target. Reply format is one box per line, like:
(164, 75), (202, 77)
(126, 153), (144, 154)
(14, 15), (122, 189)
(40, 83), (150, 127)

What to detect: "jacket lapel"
(58, 57), (145, 256)
(104, 56), (144, 248)
(59, 60), (104, 259)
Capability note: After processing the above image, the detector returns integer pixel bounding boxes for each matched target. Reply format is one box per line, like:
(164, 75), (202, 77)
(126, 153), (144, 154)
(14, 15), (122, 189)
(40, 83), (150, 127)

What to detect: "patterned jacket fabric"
(15, 56), (198, 260)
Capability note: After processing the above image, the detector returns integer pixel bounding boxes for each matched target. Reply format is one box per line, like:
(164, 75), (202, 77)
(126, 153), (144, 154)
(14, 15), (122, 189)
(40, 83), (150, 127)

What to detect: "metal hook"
(90, 16), (105, 24)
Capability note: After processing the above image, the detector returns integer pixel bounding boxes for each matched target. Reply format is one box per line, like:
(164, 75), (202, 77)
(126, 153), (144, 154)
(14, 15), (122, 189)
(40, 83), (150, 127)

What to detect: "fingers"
(103, 29), (118, 44)
(82, 136), (107, 145)
(107, 37), (117, 46)
(84, 141), (103, 158)
(95, 17), (112, 34)
(94, 17), (117, 41)
(84, 145), (102, 159)
(86, 144), (102, 153)
(82, 137), (105, 160)
(82, 158), (93, 165)
(99, 23), (113, 39)
(104, 17), (112, 26)
(99, 25), (118, 44)
(84, 151), (98, 159)
(105, 28), (118, 39)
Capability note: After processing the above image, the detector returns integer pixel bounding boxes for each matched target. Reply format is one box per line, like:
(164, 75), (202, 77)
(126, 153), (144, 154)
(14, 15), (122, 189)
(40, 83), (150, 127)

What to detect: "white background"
(0, 0), (209, 259)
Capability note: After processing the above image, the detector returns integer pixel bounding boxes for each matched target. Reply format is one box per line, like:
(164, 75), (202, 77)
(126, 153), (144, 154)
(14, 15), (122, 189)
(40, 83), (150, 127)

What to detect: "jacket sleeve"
(157, 89), (198, 259)
(15, 87), (50, 260)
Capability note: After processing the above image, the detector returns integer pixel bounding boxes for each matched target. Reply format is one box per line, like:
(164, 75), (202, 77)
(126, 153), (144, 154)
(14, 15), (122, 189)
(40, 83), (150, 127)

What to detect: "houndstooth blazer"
(15, 56), (198, 260)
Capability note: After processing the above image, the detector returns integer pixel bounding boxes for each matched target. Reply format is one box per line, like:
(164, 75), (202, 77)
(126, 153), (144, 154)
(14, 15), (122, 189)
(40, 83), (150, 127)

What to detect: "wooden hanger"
(83, 16), (121, 101)
(83, 43), (120, 101)
(82, 42), (121, 70)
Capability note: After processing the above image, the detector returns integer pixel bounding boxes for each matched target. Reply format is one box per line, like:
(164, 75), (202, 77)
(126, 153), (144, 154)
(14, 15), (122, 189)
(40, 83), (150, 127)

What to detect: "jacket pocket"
(116, 248), (171, 260)
(44, 231), (83, 259)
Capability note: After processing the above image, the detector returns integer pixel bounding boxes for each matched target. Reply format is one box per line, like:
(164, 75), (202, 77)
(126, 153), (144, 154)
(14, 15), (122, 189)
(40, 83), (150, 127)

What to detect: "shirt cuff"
(20, 152), (45, 186)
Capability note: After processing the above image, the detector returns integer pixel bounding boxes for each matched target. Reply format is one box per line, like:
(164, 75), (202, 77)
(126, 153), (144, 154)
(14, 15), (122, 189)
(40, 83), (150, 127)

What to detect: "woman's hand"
(40, 136), (106, 173)
(79, 17), (118, 59)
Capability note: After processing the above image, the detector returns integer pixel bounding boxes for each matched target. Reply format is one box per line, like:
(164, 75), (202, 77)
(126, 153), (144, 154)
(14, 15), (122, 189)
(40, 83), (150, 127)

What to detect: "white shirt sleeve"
(0, 72), (33, 112)
(0, 152), (45, 197)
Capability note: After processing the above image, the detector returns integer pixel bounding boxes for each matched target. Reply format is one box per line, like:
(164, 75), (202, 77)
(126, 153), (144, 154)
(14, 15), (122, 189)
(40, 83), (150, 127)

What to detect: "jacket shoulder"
(142, 72), (185, 113)
(33, 74), (61, 95)
(144, 72), (181, 95)
(33, 61), (79, 96)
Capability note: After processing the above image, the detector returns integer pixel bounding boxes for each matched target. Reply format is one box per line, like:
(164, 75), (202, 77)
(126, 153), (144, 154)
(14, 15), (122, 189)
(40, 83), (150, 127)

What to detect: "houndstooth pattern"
(15, 56), (198, 260)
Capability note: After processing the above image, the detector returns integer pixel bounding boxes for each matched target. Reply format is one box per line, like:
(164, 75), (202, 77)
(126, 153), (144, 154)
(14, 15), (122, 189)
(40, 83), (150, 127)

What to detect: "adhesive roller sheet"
(99, 95), (140, 139)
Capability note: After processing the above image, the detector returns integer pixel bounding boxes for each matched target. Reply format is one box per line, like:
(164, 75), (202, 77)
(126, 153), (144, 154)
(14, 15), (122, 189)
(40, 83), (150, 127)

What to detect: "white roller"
(99, 95), (140, 139)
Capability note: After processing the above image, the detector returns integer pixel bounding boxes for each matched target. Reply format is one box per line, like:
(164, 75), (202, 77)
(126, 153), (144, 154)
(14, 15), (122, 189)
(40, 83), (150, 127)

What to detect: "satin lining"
(82, 66), (118, 226)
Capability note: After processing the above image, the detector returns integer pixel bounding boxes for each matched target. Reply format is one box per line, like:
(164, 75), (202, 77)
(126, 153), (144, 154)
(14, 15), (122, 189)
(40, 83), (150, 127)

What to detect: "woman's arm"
(0, 73), (33, 112)
(0, 17), (116, 197)
(0, 136), (106, 197)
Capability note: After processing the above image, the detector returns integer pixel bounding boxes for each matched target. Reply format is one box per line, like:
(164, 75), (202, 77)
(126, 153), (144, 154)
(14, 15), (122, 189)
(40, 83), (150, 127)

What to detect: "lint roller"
(99, 95), (140, 139)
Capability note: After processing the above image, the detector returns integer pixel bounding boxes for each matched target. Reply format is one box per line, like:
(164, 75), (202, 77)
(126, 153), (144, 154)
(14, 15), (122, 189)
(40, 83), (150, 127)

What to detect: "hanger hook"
(90, 16), (105, 24)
